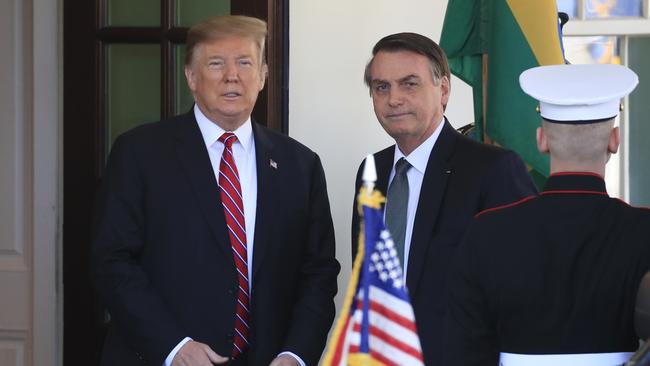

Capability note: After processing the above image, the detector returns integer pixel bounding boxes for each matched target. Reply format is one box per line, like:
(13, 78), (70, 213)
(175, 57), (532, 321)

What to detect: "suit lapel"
(174, 111), (231, 255)
(406, 120), (457, 295)
(250, 122), (277, 280)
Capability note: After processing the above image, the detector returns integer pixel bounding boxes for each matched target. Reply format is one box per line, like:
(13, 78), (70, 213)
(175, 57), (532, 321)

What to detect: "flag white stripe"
(367, 309), (421, 350)
(368, 286), (416, 321)
(347, 315), (420, 353)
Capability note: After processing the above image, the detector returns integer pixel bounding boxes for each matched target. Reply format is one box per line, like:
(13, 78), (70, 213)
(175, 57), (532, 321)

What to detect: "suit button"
(225, 332), (234, 342)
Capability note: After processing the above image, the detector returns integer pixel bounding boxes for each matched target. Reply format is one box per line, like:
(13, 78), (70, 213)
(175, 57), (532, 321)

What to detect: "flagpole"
(321, 155), (379, 366)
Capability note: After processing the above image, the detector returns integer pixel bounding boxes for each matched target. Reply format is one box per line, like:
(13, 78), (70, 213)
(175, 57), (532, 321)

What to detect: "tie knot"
(395, 158), (411, 176)
(219, 132), (238, 148)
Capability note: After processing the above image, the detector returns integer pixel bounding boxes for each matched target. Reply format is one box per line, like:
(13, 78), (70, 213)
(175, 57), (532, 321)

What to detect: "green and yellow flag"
(440, 0), (565, 178)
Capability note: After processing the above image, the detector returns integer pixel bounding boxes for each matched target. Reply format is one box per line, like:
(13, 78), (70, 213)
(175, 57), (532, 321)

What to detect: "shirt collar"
(393, 117), (445, 174)
(193, 104), (254, 152)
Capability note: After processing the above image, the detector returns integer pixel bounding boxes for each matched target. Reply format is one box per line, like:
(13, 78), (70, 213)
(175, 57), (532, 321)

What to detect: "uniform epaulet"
(474, 195), (537, 219)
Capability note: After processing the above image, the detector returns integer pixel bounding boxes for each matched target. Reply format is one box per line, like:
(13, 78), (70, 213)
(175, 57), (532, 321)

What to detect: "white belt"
(499, 352), (634, 366)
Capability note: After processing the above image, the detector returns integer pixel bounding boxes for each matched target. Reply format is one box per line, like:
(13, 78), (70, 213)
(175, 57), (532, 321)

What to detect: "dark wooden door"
(63, 1), (288, 364)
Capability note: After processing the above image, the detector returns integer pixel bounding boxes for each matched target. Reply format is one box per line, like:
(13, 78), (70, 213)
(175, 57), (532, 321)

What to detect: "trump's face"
(369, 50), (449, 154)
(185, 36), (267, 130)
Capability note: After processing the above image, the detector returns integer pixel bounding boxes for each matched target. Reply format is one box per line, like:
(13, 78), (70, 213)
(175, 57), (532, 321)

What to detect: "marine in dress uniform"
(443, 64), (650, 366)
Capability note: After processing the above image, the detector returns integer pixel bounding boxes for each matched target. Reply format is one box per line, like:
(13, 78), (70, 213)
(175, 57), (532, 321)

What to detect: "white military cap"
(519, 64), (638, 124)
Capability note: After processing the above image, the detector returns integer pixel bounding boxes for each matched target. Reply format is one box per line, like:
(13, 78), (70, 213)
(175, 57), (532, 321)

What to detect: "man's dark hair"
(364, 32), (450, 90)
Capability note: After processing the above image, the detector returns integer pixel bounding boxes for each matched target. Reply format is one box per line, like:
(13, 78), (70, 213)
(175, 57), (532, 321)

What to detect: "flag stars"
(384, 238), (394, 249)
(390, 270), (399, 279)
(370, 228), (405, 288)
(385, 260), (394, 270)
(380, 230), (391, 240)
(376, 241), (385, 251)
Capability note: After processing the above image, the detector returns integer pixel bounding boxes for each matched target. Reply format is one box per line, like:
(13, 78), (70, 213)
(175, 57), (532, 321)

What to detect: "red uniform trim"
(550, 171), (604, 179)
(475, 196), (537, 218)
(541, 190), (608, 196)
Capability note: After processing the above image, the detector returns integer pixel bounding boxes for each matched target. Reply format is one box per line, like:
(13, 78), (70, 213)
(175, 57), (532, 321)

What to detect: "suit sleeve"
(443, 222), (500, 366)
(481, 150), (537, 209)
(92, 134), (185, 366)
(281, 154), (341, 366)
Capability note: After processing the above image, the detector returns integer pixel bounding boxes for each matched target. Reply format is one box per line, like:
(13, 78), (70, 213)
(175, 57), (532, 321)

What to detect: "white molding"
(0, 336), (26, 366)
(31, 0), (62, 363)
(0, 0), (27, 271)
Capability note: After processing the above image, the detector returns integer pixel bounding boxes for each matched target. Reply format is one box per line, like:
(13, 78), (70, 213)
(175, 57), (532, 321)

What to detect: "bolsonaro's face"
(369, 50), (449, 153)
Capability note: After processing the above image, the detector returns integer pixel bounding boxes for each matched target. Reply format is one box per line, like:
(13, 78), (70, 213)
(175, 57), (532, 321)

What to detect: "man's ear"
(608, 126), (620, 154)
(259, 63), (268, 91)
(440, 75), (450, 107)
(184, 65), (196, 93)
(536, 126), (549, 154)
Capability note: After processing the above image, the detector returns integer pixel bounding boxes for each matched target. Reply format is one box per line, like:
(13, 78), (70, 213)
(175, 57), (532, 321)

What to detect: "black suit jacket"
(351, 119), (537, 365)
(93, 111), (340, 366)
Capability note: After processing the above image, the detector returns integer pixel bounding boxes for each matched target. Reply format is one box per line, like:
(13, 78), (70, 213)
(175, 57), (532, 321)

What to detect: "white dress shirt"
(165, 105), (304, 366)
(387, 118), (445, 281)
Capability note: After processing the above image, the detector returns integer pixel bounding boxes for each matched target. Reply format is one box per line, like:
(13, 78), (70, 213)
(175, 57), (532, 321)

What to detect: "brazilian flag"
(440, 0), (565, 179)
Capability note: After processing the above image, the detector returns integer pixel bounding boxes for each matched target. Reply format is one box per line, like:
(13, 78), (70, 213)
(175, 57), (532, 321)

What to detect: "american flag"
(322, 187), (424, 366)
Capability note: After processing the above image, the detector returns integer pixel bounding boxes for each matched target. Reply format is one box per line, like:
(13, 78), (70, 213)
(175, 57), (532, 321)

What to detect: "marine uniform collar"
(542, 172), (608, 196)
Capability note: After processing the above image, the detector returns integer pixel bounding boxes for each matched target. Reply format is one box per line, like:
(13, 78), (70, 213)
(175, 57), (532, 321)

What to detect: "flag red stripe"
(355, 296), (418, 332)
(351, 323), (423, 361)
(368, 298), (417, 332)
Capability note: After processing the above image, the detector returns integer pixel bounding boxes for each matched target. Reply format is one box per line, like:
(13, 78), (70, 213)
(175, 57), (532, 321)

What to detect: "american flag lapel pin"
(269, 158), (278, 169)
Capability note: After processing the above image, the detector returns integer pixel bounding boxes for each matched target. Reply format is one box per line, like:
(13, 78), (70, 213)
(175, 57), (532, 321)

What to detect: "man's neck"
(395, 116), (443, 156)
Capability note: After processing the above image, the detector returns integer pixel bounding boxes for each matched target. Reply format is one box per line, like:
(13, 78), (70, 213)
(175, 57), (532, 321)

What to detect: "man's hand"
(269, 354), (300, 366)
(171, 340), (229, 366)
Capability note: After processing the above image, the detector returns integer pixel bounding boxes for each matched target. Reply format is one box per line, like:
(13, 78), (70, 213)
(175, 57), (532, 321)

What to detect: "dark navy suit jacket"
(94, 110), (340, 366)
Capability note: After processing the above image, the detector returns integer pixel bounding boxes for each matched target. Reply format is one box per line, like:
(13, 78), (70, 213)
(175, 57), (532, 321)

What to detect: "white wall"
(289, 1), (474, 313)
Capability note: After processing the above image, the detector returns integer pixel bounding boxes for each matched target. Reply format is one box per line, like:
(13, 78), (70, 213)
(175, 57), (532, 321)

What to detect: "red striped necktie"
(217, 132), (250, 358)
